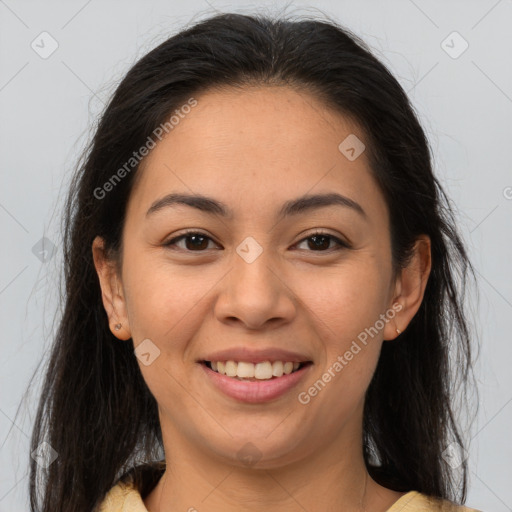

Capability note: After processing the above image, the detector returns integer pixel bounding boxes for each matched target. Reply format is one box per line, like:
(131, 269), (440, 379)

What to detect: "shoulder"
(97, 479), (147, 512)
(96, 460), (166, 512)
(387, 491), (484, 512)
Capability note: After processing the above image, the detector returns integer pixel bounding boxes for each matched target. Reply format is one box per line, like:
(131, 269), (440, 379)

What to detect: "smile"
(200, 360), (313, 403)
(204, 360), (310, 380)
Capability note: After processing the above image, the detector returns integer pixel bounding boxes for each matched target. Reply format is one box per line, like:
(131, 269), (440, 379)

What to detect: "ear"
(383, 235), (432, 341)
(92, 236), (132, 340)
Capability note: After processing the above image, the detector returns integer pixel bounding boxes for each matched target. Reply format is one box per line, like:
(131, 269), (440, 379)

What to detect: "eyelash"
(163, 229), (350, 253)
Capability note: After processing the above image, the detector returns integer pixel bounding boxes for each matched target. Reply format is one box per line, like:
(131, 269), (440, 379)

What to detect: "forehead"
(127, 85), (388, 226)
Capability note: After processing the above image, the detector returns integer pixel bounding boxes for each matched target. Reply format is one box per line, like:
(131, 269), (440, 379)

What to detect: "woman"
(28, 11), (481, 512)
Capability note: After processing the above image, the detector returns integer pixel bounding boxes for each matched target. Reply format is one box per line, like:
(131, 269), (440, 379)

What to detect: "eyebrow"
(146, 192), (367, 220)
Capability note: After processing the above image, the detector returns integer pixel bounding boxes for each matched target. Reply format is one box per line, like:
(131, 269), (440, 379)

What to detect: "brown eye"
(295, 231), (349, 252)
(164, 232), (217, 251)
(163, 230), (350, 254)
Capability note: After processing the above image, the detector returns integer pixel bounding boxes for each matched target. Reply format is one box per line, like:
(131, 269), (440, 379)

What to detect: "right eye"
(163, 231), (219, 252)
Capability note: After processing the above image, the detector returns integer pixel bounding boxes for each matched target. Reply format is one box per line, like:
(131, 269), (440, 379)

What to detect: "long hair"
(26, 10), (477, 512)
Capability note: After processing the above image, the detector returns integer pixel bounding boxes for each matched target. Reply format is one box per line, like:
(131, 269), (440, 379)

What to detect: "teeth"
(255, 361), (273, 379)
(237, 361), (255, 378)
(272, 361), (283, 377)
(225, 360), (237, 377)
(208, 360), (304, 380)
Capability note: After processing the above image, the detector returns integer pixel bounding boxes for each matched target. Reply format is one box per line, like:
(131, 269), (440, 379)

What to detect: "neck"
(145, 421), (379, 512)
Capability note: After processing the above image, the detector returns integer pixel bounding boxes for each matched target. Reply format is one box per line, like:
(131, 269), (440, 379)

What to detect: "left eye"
(294, 232), (349, 252)
(163, 231), (349, 252)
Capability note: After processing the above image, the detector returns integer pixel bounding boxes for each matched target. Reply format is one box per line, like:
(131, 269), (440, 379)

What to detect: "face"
(94, 85), (427, 470)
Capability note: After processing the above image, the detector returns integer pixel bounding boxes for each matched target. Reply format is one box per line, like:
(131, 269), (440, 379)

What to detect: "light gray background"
(1, 1), (511, 511)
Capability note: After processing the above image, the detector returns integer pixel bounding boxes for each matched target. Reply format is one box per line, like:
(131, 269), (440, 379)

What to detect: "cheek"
(295, 269), (386, 424)
(122, 257), (203, 413)
(293, 263), (388, 390)
(121, 253), (205, 346)
(296, 263), (389, 336)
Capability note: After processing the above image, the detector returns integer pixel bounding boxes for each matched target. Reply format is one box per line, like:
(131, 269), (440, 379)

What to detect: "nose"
(214, 244), (297, 330)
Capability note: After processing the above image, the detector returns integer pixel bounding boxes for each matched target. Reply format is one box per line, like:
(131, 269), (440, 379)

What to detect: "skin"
(93, 85), (431, 512)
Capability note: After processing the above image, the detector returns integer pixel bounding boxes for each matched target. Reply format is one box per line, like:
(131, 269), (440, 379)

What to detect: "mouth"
(198, 359), (313, 403)
(201, 360), (313, 381)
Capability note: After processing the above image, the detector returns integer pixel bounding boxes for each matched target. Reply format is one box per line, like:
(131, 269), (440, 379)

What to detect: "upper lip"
(199, 347), (313, 364)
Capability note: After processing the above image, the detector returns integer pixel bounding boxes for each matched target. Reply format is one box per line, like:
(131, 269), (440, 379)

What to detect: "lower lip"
(199, 363), (312, 404)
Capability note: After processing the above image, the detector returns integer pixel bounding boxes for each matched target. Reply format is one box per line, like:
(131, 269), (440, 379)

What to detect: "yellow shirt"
(97, 475), (483, 512)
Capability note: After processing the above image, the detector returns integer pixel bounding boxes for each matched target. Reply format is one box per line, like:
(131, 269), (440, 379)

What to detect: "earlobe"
(383, 302), (404, 341)
(384, 235), (432, 341)
(91, 236), (132, 340)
